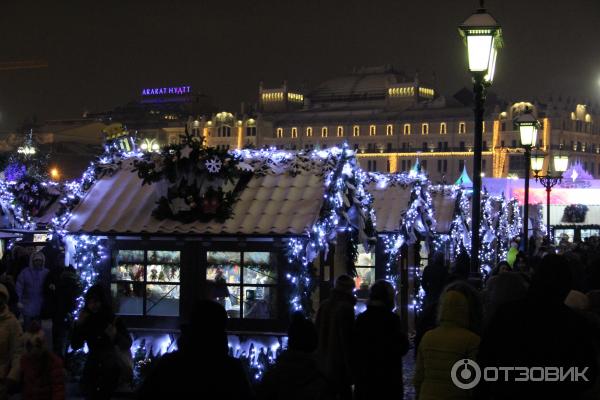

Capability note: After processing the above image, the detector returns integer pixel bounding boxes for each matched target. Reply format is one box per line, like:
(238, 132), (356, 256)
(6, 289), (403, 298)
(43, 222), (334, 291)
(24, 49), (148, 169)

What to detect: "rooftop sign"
(141, 86), (191, 96)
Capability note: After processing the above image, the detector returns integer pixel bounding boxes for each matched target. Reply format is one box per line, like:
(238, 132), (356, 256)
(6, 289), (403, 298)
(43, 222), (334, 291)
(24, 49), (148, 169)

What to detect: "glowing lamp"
(458, 2), (503, 83)
(514, 112), (539, 147)
(50, 168), (60, 180)
(554, 154), (569, 173)
(530, 152), (545, 174)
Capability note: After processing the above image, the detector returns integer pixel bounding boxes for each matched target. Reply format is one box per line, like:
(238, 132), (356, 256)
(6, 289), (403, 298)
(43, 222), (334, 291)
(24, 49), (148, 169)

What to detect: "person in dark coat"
(421, 252), (448, 308)
(137, 300), (254, 399)
(42, 265), (81, 358)
(71, 284), (131, 400)
(354, 280), (409, 400)
(315, 275), (356, 400)
(257, 312), (333, 400)
(477, 254), (598, 400)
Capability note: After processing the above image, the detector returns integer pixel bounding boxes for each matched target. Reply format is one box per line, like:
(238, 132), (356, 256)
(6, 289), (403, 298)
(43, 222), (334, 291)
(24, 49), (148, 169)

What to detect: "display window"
(111, 249), (181, 317)
(354, 245), (375, 299)
(206, 251), (278, 320)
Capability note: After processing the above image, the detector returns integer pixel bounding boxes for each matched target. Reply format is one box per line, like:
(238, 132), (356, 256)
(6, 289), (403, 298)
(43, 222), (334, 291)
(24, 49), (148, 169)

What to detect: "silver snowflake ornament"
(205, 157), (222, 173)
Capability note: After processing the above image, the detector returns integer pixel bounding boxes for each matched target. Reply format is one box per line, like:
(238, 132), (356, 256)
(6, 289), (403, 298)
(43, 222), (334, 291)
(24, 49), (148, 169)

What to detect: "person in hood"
(16, 252), (49, 330)
(414, 290), (480, 400)
(257, 312), (333, 400)
(354, 280), (409, 400)
(0, 283), (23, 399)
(315, 275), (356, 400)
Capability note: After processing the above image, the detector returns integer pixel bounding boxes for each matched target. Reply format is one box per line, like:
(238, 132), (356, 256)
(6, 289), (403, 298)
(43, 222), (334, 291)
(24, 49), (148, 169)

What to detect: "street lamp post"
(532, 153), (569, 244)
(515, 112), (540, 254)
(459, 1), (502, 276)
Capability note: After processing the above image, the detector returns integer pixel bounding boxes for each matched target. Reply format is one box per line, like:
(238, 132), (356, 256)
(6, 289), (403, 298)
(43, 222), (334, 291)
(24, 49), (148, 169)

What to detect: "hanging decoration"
(133, 132), (251, 223)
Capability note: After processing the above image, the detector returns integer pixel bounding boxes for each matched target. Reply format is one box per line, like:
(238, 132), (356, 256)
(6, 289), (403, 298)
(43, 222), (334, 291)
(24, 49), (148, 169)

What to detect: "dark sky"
(1, 0), (599, 130)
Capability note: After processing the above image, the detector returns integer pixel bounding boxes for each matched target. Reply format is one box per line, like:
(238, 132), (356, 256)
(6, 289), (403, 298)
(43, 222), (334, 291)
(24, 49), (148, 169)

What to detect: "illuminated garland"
(286, 145), (377, 314)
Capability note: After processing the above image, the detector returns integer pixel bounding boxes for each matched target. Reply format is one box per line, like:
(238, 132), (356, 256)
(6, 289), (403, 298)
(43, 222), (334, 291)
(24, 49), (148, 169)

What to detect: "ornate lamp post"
(515, 111), (540, 253)
(458, 0), (502, 275)
(532, 152), (569, 243)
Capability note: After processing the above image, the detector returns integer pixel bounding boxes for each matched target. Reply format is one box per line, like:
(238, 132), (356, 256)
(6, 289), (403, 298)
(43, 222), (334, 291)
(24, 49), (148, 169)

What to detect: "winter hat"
(0, 283), (8, 301)
(564, 290), (589, 310)
(334, 275), (355, 295)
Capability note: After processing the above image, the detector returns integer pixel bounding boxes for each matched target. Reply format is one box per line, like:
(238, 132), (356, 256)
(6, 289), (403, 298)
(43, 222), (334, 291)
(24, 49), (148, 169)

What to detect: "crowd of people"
(0, 237), (598, 399)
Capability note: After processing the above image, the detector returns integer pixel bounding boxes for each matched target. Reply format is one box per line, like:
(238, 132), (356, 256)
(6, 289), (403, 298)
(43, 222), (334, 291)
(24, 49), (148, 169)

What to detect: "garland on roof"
(133, 133), (251, 223)
(286, 145), (377, 314)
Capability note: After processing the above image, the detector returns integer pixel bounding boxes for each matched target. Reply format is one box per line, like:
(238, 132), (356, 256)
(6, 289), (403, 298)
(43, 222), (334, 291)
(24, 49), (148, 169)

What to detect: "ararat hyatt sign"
(142, 86), (191, 96)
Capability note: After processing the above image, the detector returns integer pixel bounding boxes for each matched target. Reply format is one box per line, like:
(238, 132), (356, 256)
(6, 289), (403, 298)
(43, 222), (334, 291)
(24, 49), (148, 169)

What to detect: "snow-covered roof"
(64, 157), (326, 236)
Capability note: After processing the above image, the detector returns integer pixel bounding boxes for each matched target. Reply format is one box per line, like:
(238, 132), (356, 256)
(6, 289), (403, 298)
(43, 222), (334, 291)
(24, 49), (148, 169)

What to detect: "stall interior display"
(111, 249), (181, 317)
(206, 251), (277, 320)
(354, 244), (375, 300)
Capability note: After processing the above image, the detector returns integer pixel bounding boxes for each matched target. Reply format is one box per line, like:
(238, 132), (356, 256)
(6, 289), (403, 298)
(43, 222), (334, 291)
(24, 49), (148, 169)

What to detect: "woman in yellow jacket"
(414, 290), (480, 400)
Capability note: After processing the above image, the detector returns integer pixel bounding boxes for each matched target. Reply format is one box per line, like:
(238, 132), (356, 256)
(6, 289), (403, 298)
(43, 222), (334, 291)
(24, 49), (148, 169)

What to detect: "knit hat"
(0, 283), (9, 301)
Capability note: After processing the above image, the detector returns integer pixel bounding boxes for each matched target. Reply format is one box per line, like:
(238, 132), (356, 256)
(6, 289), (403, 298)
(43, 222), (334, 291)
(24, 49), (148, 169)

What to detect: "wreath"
(9, 175), (59, 217)
(562, 204), (589, 223)
(133, 133), (251, 223)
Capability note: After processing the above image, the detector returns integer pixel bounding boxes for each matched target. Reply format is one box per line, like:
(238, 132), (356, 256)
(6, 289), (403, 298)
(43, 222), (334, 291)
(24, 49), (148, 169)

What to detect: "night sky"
(1, 0), (599, 131)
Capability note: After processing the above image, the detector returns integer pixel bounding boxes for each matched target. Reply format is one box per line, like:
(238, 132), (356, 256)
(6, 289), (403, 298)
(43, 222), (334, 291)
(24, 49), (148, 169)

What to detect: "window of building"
(508, 154), (526, 175)
(386, 160), (391, 172)
(112, 250), (181, 317)
(438, 142), (442, 151)
(482, 159), (487, 171)
(369, 125), (376, 136)
(511, 140), (517, 148)
(386, 125), (393, 136)
(483, 140), (487, 150)
(422, 123), (429, 135)
(501, 122), (506, 131)
(321, 127), (328, 137)
(437, 159), (442, 172)
(353, 143), (359, 151)
(459, 160), (465, 172)
(443, 159), (448, 173)
(218, 126), (232, 137)
(246, 127), (257, 137)
(337, 126), (344, 137)
(387, 143), (392, 152)
(206, 251), (278, 319)
(459, 141), (465, 151)
(459, 122), (466, 134)
(422, 142), (428, 151)
(366, 160), (378, 172)
(291, 127), (298, 138)
(501, 140), (505, 147)
(421, 160), (428, 170)
(403, 124), (411, 135)
(306, 127), (313, 137)
(443, 142), (449, 151)
(440, 122), (447, 135)
(276, 128), (283, 138)
(367, 143), (375, 151)
(401, 160), (407, 171)
(402, 142), (409, 151)
(353, 126), (360, 137)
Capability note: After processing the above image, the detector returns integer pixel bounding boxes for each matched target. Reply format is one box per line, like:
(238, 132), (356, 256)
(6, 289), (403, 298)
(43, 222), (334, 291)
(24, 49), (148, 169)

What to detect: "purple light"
(141, 86), (191, 96)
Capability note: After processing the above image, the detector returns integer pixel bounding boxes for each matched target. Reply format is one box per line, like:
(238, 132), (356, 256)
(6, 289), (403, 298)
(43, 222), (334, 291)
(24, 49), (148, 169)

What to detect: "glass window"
(207, 251), (278, 319)
(112, 250), (181, 317)
(355, 245), (375, 300)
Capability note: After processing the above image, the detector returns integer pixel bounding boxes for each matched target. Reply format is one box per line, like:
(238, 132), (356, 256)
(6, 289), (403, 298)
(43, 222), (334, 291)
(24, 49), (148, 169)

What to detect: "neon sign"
(141, 86), (191, 96)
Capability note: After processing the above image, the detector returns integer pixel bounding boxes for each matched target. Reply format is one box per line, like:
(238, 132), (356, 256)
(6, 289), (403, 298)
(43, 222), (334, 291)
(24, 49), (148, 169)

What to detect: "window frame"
(369, 125), (377, 136)
(353, 126), (360, 137)
(321, 127), (328, 138)
(386, 124), (393, 136)
(403, 124), (411, 135)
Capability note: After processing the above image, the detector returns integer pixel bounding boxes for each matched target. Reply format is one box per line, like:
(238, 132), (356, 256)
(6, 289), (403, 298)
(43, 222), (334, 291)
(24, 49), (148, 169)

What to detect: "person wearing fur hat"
(0, 283), (23, 399)
(16, 252), (49, 330)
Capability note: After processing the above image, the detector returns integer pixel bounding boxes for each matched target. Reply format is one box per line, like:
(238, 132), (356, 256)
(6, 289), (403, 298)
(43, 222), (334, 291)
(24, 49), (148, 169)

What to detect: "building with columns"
(197, 66), (600, 182)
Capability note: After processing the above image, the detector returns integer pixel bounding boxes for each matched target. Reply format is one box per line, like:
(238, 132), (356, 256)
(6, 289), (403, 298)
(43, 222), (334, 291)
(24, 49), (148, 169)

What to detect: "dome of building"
(308, 65), (410, 104)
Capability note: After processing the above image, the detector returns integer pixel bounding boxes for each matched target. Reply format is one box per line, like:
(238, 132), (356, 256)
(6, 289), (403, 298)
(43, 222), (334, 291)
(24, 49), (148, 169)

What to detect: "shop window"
(206, 251), (278, 320)
(354, 245), (375, 301)
(112, 250), (181, 317)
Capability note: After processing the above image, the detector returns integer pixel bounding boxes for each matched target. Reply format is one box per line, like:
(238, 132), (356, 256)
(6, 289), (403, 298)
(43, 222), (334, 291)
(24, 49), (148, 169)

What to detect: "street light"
(515, 111), (540, 254)
(458, 0), (502, 276)
(533, 152), (569, 244)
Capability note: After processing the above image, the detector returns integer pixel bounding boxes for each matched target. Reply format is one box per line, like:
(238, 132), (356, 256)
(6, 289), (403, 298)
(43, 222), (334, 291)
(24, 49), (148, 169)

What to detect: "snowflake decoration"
(205, 157), (222, 174)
